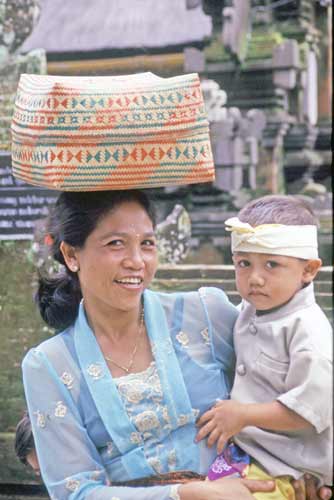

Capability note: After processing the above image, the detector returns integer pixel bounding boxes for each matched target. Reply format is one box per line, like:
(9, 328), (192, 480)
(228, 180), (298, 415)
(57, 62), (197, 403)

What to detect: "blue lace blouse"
(22, 287), (238, 499)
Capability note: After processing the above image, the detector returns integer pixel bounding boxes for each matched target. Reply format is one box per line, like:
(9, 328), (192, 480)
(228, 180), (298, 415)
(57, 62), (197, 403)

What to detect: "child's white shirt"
(231, 283), (333, 485)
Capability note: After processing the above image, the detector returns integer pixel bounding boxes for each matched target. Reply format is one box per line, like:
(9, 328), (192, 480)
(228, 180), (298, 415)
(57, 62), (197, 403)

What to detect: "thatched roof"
(22, 0), (212, 55)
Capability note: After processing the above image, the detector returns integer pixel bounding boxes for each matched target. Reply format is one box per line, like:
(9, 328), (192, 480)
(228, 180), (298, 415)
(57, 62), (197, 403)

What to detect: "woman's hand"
(195, 400), (246, 453)
(178, 477), (275, 500)
(292, 475), (332, 500)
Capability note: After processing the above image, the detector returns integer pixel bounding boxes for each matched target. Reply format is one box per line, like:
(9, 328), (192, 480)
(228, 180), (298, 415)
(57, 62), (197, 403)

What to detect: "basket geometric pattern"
(11, 73), (215, 191)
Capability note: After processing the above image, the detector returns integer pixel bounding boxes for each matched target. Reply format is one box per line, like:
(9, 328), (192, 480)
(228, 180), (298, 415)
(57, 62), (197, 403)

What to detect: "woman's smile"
(114, 275), (144, 289)
(73, 200), (158, 312)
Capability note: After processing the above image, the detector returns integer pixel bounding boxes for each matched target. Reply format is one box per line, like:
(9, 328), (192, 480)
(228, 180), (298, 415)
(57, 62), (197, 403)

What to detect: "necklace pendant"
(104, 304), (144, 376)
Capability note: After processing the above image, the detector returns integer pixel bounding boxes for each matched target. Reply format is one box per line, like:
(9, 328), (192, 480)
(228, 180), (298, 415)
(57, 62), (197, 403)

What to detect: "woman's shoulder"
(22, 325), (74, 368)
(152, 286), (233, 304)
(152, 287), (238, 326)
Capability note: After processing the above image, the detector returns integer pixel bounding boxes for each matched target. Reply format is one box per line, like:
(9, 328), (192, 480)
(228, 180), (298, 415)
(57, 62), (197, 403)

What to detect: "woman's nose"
(123, 246), (144, 269)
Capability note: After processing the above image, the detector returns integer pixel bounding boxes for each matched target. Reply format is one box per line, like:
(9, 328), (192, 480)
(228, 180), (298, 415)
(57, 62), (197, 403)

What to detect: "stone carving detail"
(201, 79), (227, 122)
(0, 0), (40, 58)
(156, 204), (191, 264)
(202, 78), (266, 191)
(0, 0), (46, 150)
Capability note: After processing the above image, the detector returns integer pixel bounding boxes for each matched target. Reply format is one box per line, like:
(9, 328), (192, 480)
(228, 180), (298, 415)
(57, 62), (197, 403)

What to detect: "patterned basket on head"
(11, 72), (215, 191)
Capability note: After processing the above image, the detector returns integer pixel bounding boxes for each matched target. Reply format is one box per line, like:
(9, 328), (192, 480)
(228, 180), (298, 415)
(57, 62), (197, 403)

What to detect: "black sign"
(0, 152), (58, 240)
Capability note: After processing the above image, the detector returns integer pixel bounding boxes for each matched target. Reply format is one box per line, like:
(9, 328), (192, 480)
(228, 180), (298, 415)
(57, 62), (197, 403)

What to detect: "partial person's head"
(226, 195), (322, 311)
(36, 190), (158, 330)
(15, 412), (40, 476)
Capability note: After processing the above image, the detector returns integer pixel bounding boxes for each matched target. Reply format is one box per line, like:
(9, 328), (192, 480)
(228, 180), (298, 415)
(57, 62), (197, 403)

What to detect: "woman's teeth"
(115, 278), (142, 285)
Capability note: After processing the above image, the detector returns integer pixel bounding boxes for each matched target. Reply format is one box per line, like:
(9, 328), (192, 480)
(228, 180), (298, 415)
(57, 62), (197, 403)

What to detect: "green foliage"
(0, 241), (51, 433)
(204, 34), (230, 63)
(246, 30), (283, 61)
(0, 433), (38, 483)
(0, 239), (16, 251)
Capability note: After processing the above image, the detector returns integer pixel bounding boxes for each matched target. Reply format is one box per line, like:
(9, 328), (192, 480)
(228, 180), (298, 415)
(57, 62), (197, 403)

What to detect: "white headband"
(225, 217), (319, 259)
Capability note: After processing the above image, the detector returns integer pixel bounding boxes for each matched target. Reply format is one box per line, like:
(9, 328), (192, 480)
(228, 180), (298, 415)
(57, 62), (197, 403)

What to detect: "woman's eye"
(142, 239), (156, 247)
(266, 260), (279, 269)
(107, 239), (123, 247)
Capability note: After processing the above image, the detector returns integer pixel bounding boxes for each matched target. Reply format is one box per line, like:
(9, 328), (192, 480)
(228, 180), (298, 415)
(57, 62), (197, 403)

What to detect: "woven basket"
(11, 73), (215, 191)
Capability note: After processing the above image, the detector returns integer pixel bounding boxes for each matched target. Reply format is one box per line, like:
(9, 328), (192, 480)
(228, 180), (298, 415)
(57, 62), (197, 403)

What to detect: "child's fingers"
(216, 434), (228, 455)
(206, 428), (220, 448)
(196, 409), (214, 427)
(195, 419), (215, 442)
(291, 478), (306, 500)
(319, 486), (333, 500)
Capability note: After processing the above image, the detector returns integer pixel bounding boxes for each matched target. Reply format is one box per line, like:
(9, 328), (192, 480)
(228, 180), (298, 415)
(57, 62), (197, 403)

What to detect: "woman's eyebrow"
(100, 231), (127, 239)
(100, 231), (156, 240)
(142, 231), (156, 237)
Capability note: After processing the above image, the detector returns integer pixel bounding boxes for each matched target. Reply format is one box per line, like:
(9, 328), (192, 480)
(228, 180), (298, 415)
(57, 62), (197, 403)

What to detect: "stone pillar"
(317, 1), (332, 119)
(185, 0), (331, 195)
(201, 78), (266, 193)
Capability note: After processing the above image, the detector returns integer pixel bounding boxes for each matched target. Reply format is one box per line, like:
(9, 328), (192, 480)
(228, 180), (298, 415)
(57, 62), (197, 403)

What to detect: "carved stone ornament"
(0, 0), (46, 150)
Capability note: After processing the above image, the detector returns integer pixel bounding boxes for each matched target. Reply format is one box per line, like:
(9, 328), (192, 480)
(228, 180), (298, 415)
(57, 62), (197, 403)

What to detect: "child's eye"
(238, 260), (250, 268)
(266, 260), (279, 269)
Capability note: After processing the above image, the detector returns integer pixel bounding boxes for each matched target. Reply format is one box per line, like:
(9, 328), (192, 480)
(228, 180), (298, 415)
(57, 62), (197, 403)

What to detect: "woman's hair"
(238, 195), (318, 227)
(36, 190), (156, 331)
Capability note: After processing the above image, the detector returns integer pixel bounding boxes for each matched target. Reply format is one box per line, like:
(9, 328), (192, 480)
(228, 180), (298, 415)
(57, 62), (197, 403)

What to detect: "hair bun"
(36, 272), (82, 330)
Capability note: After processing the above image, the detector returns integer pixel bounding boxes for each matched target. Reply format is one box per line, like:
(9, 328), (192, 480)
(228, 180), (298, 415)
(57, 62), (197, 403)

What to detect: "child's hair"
(238, 195), (318, 227)
(15, 411), (35, 465)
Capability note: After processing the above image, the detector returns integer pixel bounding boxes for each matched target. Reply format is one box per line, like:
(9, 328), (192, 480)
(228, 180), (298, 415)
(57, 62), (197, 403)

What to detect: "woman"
(22, 189), (331, 500)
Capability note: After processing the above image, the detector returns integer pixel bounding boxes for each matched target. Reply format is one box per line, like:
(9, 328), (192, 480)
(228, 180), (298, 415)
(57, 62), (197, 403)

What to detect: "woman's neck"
(83, 297), (142, 343)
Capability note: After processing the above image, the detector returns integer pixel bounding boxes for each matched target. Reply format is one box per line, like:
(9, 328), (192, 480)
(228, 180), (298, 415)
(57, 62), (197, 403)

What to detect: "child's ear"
(302, 258), (322, 283)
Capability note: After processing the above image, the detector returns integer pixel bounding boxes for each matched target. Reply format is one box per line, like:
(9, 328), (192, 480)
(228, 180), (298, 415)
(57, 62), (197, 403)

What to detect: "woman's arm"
(22, 347), (180, 500)
(178, 477), (275, 500)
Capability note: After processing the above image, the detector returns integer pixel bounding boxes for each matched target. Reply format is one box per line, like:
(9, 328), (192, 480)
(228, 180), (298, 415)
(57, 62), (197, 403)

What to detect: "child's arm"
(195, 399), (312, 454)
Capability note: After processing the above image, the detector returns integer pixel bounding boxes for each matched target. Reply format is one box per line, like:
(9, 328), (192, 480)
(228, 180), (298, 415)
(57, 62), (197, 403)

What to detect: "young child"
(196, 195), (333, 499)
(15, 411), (41, 477)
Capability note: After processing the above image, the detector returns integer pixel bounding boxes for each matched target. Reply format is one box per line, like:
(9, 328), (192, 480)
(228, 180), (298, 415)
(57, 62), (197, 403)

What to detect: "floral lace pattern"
(105, 362), (181, 474)
(60, 371), (74, 389)
(65, 478), (80, 492)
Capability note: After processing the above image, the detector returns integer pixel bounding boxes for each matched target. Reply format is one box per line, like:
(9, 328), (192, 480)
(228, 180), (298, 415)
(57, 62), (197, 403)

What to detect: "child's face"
(232, 252), (320, 311)
(27, 449), (40, 477)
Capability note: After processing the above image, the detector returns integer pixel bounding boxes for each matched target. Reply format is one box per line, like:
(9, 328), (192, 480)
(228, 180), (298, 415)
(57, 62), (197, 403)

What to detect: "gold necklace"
(104, 307), (144, 374)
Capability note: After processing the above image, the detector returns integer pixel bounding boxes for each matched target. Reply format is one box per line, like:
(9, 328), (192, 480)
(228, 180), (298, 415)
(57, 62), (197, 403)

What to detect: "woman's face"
(71, 201), (158, 313)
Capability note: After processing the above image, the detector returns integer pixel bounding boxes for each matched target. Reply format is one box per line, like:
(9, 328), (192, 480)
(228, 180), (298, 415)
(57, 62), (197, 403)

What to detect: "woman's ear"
(60, 241), (80, 272)
(302, 258), (322, 284)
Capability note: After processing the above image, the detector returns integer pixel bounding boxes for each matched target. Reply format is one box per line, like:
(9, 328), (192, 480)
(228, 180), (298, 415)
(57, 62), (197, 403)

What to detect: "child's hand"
(195, 400), (247, 454)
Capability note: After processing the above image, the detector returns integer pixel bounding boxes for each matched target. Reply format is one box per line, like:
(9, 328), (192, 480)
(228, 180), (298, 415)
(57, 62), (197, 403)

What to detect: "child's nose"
(249, 270), (265, 286)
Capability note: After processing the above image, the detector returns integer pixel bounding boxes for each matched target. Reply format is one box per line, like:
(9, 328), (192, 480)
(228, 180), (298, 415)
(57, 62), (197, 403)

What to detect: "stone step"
(0, 432), (38, 485)
(155, 265), (332, 282)
(152, 278), (332, 294)
(153, 265), (332, 322)
(0, 485), (47, 500)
